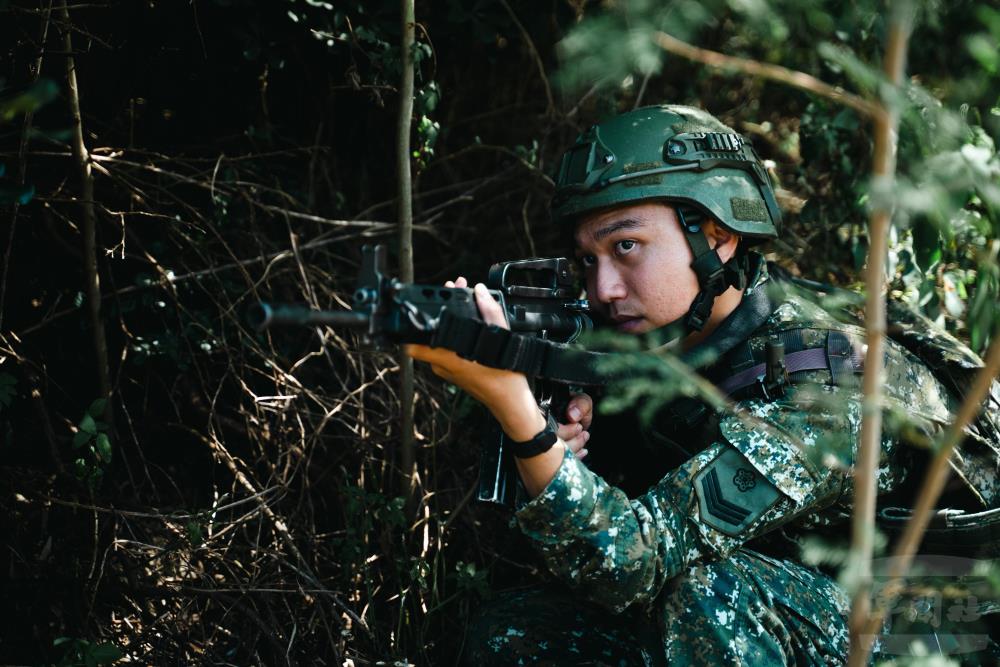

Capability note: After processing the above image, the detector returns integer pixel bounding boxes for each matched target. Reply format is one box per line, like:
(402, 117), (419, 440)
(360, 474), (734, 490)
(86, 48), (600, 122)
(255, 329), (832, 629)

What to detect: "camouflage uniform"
(469, 255), (996, 664)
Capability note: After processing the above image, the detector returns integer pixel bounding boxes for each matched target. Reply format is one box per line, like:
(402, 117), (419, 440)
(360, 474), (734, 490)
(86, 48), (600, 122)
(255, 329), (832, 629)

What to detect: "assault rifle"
(249, 244), (596, 507)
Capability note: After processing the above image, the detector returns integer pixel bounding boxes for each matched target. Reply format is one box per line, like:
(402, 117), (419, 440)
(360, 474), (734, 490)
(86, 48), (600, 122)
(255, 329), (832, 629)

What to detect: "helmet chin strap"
(676, 205), (750, 333)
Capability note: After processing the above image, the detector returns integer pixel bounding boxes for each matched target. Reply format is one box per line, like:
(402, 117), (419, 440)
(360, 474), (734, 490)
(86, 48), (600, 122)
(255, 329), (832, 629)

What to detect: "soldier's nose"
(594, 264), (627, 303)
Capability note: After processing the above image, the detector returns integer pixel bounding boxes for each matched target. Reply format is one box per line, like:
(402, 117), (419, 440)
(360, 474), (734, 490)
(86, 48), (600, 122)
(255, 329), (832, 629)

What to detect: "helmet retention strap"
(677, 205), (749, 332)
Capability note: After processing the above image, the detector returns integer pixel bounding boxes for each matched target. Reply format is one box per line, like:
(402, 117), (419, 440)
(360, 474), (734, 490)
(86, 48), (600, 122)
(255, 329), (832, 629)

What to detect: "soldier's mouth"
(612, 315), (644, 332)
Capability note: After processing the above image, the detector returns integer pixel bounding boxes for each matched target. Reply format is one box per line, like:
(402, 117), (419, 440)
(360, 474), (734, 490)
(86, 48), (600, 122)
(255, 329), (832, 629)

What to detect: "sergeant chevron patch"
(694, 446), (781, 537)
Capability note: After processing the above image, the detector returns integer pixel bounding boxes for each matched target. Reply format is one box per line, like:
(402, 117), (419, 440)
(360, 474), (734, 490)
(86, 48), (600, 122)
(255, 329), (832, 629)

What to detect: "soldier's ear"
(704, 220), (740, 262)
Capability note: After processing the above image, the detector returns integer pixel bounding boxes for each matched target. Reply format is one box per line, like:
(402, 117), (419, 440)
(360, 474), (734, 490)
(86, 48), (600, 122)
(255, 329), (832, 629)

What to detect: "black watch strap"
(508, 412), (559, 459)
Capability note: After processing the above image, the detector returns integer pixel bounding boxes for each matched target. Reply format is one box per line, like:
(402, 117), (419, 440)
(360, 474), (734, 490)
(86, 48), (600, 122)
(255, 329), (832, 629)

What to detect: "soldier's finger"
(557, 421), (583, 441)
(474, 283), (509, 329)
(404, 343), (431, 361)
(444, 280), (456, 288)
(566, 393), (594, 430)
(563, 430), (590, 457)
(455, 276), (468, 288)
(406, 344), (459, 370)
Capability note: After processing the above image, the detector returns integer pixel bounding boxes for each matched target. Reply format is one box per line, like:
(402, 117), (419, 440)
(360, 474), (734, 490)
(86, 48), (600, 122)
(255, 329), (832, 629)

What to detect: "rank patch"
(694, 447), (781, 537)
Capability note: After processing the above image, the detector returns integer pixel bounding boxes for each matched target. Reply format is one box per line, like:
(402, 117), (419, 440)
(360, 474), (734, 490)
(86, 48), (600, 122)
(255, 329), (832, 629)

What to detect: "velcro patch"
(694, 447), (781, 537)
(622, 161), (662, 186)
(731, 197), (768, 222)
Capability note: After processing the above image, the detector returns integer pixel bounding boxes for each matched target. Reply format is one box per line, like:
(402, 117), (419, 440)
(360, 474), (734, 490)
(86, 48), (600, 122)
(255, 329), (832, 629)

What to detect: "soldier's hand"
(406, 277), (547, 443)
(558, 393), (593, 459)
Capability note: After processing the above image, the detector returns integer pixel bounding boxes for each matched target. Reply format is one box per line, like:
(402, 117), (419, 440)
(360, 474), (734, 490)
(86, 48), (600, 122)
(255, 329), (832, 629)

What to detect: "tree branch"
(499, 0), (555, 116)
(653, 31), (881, 119)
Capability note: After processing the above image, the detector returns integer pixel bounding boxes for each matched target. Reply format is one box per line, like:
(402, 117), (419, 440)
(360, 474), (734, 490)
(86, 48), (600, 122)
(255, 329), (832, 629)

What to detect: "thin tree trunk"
(847, 4), (912, 665)
(60, 0), (113, 423)
(397, 0), (416, 499)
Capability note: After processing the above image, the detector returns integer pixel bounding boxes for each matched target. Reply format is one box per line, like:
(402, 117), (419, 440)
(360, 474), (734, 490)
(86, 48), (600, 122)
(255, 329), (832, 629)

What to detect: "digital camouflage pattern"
(465, 550), (848, 666)
(468, 256), (999, 663)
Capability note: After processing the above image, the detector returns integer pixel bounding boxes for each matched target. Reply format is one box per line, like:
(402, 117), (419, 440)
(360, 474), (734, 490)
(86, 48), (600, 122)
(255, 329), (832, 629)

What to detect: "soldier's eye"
(579, 254), (596, 268)
(615, 239), (637, 255)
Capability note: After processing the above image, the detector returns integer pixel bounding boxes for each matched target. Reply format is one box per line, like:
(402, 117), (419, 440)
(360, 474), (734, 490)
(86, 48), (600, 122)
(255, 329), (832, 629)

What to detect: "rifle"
(249, 244), (595, 507)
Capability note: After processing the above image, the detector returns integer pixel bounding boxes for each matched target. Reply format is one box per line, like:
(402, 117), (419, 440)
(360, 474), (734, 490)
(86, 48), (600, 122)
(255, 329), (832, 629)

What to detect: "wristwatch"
(508, 411), (559, 459)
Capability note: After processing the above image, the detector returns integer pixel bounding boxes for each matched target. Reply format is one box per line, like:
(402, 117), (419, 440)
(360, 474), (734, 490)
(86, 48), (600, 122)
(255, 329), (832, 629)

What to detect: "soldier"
(407, 105), (999, 664)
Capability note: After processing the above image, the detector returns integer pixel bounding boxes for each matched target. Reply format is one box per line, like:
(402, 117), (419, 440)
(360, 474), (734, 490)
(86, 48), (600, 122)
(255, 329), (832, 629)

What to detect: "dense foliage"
(0, 0), (997, 664)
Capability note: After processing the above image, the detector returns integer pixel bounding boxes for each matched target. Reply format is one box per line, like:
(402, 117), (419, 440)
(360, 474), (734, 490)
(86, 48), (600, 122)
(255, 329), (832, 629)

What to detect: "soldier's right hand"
(559, 393), (593, 460)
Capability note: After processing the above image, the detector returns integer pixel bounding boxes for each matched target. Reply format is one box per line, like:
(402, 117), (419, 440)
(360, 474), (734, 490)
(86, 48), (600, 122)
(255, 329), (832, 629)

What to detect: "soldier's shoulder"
(885, 298), (985, 372)
(758, 284), (861, 335)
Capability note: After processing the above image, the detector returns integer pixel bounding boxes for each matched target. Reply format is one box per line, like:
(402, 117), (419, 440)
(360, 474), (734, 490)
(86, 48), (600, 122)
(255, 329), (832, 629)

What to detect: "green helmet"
(551, 105), (780, 241)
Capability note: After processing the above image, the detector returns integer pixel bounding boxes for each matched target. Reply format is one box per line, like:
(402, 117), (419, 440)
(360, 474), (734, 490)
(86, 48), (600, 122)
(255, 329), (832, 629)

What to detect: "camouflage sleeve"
(515, 383), (907, 613)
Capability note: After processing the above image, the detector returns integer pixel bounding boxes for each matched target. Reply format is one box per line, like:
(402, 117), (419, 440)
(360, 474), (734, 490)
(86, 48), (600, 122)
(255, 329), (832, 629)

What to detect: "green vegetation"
(0, 0), (996, 664)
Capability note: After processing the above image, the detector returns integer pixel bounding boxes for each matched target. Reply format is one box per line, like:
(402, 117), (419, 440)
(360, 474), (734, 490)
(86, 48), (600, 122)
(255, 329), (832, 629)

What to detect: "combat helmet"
(552, 105), (781, 332)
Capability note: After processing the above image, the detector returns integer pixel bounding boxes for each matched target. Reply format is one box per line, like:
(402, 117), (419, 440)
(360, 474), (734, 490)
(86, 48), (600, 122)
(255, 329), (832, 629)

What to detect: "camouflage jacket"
(514, 253), (999, 613)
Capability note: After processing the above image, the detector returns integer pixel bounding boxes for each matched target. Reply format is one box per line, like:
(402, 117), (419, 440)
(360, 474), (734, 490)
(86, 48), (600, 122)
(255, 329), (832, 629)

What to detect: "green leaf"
(94, 433), (112, 462)
(912, 218), (942, 272)
(79, 413), (97, 434)
(0, 78), (58, 122)
(0, 183), (34, 206)
(88, 642), (122, 664)
(831, 108), (859, 131)
(0, 372), (15, 407)
(967, 33), (999, 74)
(186, 520), (204, 546)
(72, 430), (92, 450)
(87, 398), (108, 418)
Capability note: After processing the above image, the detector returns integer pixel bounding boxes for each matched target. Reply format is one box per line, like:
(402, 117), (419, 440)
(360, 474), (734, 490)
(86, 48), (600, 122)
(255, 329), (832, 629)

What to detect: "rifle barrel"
(249, 303), (370, 330)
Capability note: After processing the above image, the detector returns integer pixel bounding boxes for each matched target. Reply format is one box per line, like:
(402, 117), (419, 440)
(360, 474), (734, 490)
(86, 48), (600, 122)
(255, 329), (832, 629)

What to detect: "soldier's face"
(574, 202), (700, 334)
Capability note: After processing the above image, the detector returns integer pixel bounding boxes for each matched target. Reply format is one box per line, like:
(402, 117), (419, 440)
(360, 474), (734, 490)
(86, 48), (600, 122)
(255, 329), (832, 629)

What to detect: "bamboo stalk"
(59, 0), (113, 425)
(847, 5), (912, 665)
(397, 0), (416, 500)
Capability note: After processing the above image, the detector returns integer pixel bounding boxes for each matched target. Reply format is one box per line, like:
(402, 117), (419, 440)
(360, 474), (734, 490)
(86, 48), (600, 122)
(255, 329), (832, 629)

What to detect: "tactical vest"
(697, 274), (1000, 557)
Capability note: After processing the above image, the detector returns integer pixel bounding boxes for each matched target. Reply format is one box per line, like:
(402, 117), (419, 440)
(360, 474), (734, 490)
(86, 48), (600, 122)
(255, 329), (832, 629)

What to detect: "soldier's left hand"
(406, 278), (544, 441)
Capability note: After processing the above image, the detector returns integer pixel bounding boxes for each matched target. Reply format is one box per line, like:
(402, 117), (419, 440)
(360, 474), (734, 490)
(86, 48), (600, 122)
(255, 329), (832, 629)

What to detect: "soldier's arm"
(514, 383), (907, 614)
(406, 280), (592, 495)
